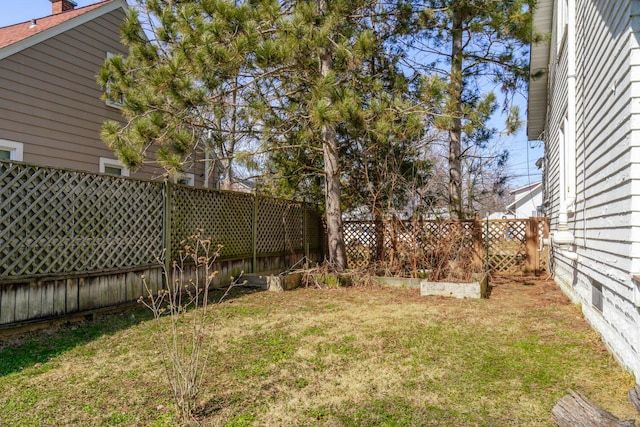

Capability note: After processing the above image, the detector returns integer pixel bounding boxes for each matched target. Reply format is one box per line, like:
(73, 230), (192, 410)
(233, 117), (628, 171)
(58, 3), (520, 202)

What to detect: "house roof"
(527, 0), (553, 141)
(507, 181), (542, 210)
(510, 181), (542, 196)
(0, 0), (125, 60)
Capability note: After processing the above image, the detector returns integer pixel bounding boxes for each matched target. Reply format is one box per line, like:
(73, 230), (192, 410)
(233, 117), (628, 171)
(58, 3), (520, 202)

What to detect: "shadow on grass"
(0, 286), (262, 377)
(0, 307), (153, 377)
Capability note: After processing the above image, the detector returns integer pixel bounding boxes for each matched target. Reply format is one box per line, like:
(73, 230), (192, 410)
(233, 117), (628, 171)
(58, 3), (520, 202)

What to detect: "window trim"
(99, 157), (130, 177)
(0, 139), (24, 161)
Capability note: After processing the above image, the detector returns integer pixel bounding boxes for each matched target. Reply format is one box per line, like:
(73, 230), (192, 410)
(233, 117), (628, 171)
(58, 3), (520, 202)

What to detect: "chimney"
(50, 0), (77, 14)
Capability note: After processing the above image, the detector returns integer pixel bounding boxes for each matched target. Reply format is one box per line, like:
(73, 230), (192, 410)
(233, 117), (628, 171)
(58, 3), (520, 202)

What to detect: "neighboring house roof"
(527, 0), (553, 140)
(506, 181), (542, 212)
(485, 211), (514, 220)
(0, 0), (125, 60)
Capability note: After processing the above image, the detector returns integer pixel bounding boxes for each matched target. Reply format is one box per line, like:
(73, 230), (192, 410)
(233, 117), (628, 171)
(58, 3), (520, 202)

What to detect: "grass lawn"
(0, 277), (637, 426)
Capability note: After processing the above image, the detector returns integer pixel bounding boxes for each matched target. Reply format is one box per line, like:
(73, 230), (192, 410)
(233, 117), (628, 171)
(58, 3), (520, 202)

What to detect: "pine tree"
(408, 0), (536, 218)
(97, 0), (271, 181)
(98, 0), (422, 271)
(255, 0), (423, 270)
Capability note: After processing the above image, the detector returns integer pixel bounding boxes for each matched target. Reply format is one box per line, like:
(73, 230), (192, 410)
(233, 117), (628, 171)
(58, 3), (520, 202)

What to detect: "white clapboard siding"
(542, 0), (640, 381)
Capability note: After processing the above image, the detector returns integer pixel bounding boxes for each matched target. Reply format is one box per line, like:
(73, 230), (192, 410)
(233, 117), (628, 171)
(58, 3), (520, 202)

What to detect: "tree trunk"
(552, 389), (637, 427)
(318, 0), (347, 271)
(373, 209), (385, 266)
(448, 7), (464, 219)
(322, 123), (347, 270)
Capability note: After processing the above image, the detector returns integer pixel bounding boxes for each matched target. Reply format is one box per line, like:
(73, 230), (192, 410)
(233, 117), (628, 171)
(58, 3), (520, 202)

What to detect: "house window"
(99, 157), (130, 177)
(592, 281), (603, 313)
(0, 140), (24, 161)
(105, 52), (125, 109)
(175, 172), (195, 186)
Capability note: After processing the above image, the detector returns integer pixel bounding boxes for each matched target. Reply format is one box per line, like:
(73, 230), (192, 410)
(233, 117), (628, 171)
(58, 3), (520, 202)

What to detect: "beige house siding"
(0, 7), (210, 186)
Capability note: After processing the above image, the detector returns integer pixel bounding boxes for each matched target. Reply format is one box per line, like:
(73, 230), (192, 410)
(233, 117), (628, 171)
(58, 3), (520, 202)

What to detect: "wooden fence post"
(252, 194), (259, 273)
(470, 214), (485, 272)
(162, 181), (172, 287)
(525, 217), (540, 276)
(303, 204), (309, 265)
(374, 218), (385, 264)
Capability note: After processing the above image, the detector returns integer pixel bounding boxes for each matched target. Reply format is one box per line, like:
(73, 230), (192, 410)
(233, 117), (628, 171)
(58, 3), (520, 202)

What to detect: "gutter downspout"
(553, 0), (578, 261)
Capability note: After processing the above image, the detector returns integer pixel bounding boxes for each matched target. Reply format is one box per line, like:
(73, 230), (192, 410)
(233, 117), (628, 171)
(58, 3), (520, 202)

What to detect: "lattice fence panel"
(344, 221), (378, 268)
(345, 220), (480, 272)
(345, 218), (546, 275)
(413, 220), (478, 254)
(170, 186), (254, 260)
(409, 220), (481, 277)
(484, 219), (527, 274)
(1, 161), (164, 280)
(256, 197), (304, 255)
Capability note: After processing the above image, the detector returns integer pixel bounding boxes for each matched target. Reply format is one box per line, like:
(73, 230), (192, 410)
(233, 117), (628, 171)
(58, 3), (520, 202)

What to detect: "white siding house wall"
(544, 0), (640, 380)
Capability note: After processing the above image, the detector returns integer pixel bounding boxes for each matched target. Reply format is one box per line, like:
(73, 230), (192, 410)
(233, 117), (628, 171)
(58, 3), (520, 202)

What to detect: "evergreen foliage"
(406, 0), (537, 218)
(98, 0), (537, 268)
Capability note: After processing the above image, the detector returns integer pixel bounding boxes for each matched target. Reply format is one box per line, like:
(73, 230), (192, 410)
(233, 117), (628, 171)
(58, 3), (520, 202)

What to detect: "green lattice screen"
(168, 188), (322, 261)
(2, 161), (324, 283)
(169, 186), (254, 260)
(0, 161), (164, 280)
(256, 197), (303, 255)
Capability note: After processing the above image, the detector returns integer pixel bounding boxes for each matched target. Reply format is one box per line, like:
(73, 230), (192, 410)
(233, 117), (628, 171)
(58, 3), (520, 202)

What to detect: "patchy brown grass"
(0, 277), (637, 426)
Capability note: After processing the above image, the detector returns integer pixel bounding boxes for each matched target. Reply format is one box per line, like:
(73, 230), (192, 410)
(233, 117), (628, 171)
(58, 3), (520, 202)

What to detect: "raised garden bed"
(374, 272), (489, 299)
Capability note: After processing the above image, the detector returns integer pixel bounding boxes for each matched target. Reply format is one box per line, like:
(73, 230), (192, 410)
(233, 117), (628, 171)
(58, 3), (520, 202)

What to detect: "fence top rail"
(1, 159), (321, 208)
(483, 217), (547, 223)
(344, 219), (477, 224)
(344, 217), (547, 224)
(0, 158), (160, 186)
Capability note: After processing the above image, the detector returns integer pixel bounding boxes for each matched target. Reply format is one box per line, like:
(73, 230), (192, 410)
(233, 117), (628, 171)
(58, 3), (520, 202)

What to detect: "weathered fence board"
(0, 267), (166, 327)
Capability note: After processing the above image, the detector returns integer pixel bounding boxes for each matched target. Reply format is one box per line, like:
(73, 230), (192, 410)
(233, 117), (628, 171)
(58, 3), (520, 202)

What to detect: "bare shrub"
(360, 220), (484, 280)
(139, 231), (240, 424)
(423, 221), (483, 281)
(299, 262), (381, 289)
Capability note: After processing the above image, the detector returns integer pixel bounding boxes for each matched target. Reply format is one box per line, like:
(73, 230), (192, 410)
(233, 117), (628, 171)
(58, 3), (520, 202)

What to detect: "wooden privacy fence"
(344, 217), (549, 277)
(0, 160), (323, 327)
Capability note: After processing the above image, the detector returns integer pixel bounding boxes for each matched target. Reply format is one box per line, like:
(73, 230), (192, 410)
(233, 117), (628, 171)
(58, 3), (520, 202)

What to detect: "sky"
(0, 0), (543, 190)
(488, 97), (544, 190)
(0, 1), (102, 27)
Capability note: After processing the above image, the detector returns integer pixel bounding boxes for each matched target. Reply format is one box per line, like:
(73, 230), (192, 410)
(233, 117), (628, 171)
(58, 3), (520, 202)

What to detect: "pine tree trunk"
(318, 0), (347, 271)
(322, 122), (347, 271)
(449, 7), (464, 219)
